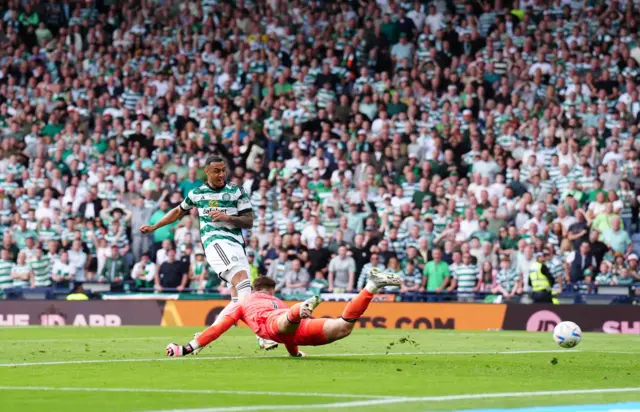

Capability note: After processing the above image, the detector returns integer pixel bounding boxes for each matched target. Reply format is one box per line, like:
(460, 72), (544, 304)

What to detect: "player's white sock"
(235, 278), (252, 300)
(188, 339), (201, 350)
(365, 282), (380, 294)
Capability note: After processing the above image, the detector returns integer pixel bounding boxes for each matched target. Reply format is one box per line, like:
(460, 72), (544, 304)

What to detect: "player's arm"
(226, 208), (254, 229)
(187, 307), (242, 352)
(140, 200), (190, 234)
(210, 208), (254, 228)
(167, 313), (238, 357)
(285, 343), (305, 357)
(140, 205), (188, 234)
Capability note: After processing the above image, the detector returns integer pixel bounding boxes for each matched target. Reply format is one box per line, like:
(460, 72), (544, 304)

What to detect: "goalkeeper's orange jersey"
(224, 291), (289, 337)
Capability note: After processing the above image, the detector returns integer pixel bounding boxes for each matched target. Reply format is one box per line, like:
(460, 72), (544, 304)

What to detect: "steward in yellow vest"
(528, 251), (555, 303)
(66, 283), (89, 301)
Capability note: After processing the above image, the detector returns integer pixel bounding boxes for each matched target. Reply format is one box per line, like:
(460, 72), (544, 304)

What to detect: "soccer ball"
(553, 321), (582, 348)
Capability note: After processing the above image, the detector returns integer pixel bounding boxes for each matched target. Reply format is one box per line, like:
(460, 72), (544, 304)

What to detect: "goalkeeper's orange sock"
(341, 289), (374, 322)
(286, 303), (302, 324)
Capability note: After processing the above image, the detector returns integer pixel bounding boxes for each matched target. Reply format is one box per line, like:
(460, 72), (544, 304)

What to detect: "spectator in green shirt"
(470, 218), (497, 243)
(18, 4), (39, 27)
(423, 247), (450, 293)
(179, 168), (203, 197)
(602, 217), (632, 255)
(149, 200), (177, 251)
(412, 178), (432, 207)
(590, 203), (619, 236)
(586, 180), (604, 203)
(99, 245), (129, 285)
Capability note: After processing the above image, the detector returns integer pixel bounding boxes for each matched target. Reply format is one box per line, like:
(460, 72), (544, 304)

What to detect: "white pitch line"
(0, 386), (395, 400)
(0, 349), (582, 368)
(143, 387), (640, 412)
(2, 336), (177, 344)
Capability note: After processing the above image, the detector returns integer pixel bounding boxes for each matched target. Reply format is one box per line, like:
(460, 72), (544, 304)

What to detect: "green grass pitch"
(0, 327), (638, 411)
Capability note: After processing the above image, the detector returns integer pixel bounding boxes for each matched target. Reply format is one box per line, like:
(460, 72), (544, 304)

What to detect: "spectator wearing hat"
(628, 254), (639, 277)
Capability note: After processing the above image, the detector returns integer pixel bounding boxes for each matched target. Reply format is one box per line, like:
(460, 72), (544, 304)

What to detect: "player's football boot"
(300, 295), (321, 319)
(368, 267), (402, 289)
(258, 337), (279, 351)
(166, 343), (184, 357)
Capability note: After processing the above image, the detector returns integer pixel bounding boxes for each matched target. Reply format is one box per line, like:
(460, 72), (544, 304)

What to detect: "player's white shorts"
(204, 240), (250, 283)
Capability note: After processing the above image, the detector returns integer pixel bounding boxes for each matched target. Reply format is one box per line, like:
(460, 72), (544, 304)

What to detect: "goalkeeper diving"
(166, 268), (400, 357)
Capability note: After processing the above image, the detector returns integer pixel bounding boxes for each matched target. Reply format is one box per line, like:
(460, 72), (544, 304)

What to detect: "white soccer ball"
(553, 321), (582, 348)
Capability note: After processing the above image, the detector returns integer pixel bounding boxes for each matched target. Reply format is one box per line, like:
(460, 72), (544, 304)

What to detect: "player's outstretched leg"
(323, 268), (400, 343)
(274, 296), (322, 334)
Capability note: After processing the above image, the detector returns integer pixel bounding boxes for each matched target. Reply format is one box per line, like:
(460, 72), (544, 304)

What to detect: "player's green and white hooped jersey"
(180, 183), (251, 250)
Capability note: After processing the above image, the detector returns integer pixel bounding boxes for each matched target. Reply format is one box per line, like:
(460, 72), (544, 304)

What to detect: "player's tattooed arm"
(140, 206), (187, 234)
(227, 209), (254, 229)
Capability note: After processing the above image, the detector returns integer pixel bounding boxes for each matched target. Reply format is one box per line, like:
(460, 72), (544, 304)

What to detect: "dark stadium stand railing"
(3, 285), (638, 305)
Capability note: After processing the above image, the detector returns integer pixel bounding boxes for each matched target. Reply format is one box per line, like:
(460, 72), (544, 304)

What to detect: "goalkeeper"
(166, 269), (400, 357)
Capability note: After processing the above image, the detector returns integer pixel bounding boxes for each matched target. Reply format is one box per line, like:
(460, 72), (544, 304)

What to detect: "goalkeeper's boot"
(368, 267), (402, 289)
(300, 295), (321, 319)
(166, 343), (184, 357)
(258, 337), (279, 351)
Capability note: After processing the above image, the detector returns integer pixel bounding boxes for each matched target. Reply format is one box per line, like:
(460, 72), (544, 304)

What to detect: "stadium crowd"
(0, 0), (639, 301)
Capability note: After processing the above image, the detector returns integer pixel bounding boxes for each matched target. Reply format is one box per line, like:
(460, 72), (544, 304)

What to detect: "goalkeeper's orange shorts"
(265, 311), (329, 346)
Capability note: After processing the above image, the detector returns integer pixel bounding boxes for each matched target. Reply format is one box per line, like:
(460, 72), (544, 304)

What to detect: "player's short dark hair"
(205, 155), (226, 165)
(253, 276), (276, 292)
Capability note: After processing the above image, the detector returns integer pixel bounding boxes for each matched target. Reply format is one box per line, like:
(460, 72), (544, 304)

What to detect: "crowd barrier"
(0, 301), (638, 334)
